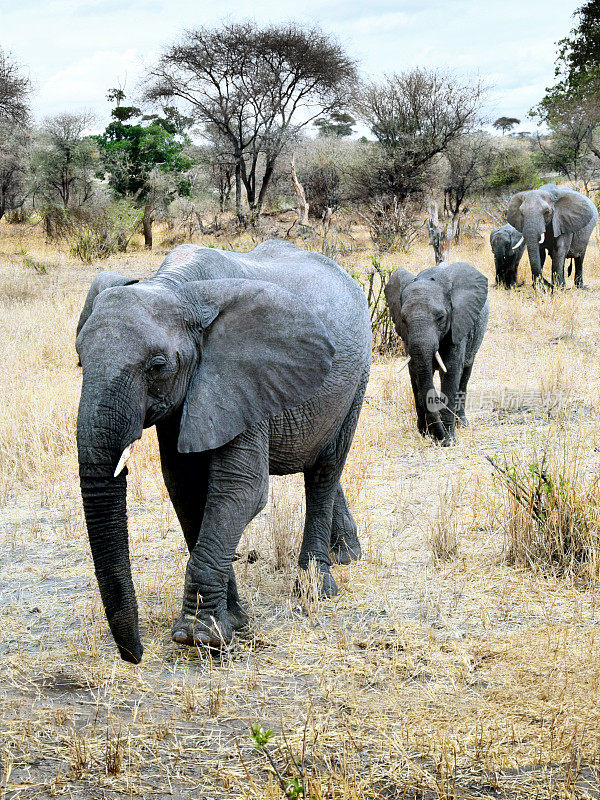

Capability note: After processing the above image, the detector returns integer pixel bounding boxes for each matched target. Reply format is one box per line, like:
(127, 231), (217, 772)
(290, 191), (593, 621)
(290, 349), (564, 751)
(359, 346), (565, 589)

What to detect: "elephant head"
(384, 262), (487, 443)
(507, 184), (595, 284)
(76, 273), (334, 662)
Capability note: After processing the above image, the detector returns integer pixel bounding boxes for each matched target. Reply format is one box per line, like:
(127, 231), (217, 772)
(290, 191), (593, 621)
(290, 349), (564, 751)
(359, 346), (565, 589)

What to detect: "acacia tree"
(0, 49), (30, 124)
(143, 21), (357, 223)
(493, 116), (520, 135)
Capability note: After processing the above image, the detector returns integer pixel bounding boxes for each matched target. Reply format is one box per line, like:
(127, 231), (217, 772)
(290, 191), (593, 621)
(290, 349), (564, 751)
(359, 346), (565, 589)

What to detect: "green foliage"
(314, 111), (356, 138)
(349, 255), (397, 352)
(488, 448), (600, 584)
(249, 724), (276, 749)
(95, 102), (192, 204)
(486, 146), (539, 190)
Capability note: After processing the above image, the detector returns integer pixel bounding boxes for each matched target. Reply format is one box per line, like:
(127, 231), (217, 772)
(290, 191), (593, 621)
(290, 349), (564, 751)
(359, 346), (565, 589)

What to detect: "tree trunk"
(142, 202), (153, 250)
(427, 201), (454, 265)
(291, 153), (310, 226)
(235, 160), (243, 223)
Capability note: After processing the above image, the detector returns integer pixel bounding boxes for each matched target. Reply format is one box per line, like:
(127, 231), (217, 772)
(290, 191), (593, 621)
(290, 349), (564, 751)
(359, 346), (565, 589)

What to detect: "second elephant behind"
(385, 262), (489, 446)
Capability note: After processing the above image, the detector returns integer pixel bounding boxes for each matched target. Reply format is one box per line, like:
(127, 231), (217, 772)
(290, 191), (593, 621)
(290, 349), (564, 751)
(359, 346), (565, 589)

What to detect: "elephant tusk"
(435, 351), (447, 373)
(114, 442), (136, 477)
(397, 356), (411, 372)
(539, 233), (545, 244)
(512, 236), (524, 250)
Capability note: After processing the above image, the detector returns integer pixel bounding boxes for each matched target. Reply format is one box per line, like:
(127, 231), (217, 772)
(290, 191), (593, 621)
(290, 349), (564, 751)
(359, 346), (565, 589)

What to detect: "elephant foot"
(227, 599), (251, 633)
(456, 415), (469, 428)
(295, 561), (338, 598)
(331, 539), (362, 565)
(172, 606), (233, 649)
(330, 513), (362, 565)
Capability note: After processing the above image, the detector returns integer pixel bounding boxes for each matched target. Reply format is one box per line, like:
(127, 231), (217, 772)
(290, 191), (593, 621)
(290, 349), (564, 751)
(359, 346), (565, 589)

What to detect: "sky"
(2, 0), (580, 133)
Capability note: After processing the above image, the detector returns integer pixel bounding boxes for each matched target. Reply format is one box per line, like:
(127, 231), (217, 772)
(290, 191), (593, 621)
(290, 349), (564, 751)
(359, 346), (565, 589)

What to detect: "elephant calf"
(76, 241), (371, 663)
(490, 224), (525, 288)
(384, 262), (489, 446)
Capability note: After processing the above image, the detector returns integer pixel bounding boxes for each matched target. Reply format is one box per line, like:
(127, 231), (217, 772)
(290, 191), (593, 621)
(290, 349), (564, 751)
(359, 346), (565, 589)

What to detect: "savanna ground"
(1, 211), (600, 800)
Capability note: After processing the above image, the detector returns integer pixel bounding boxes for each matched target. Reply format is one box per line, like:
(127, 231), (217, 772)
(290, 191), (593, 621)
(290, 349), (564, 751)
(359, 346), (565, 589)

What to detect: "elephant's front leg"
(172, 422), (269, 648)
(439, 352), (464, 442)
(551, 238), (569, 288)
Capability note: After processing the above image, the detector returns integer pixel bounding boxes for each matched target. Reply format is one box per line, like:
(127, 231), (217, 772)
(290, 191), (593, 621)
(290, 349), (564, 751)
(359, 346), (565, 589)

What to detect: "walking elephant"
(76, 241), (371, 663)
(490, 224), (526, 288)
(506, 184), (597, 288)
(384, 262), (488, 446)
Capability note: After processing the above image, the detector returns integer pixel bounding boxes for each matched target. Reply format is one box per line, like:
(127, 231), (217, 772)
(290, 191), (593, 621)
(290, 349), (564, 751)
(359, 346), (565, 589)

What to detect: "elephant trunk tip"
(117, 640), (144, 664)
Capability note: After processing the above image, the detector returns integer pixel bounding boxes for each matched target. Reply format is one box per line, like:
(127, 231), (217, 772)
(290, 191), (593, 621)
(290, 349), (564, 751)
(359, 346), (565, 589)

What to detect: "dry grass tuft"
(489, 432), (600, 585)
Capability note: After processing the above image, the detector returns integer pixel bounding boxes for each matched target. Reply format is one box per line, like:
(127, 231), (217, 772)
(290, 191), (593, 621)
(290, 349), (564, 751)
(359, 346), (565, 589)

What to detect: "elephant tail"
(567, 258), (574, 277)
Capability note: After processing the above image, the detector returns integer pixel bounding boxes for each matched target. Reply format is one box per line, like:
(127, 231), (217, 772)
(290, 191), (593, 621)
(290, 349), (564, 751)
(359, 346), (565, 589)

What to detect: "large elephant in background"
(384, 262), (489, 446)
(507, 184), (598, 288)
(76, 241), (371, 663)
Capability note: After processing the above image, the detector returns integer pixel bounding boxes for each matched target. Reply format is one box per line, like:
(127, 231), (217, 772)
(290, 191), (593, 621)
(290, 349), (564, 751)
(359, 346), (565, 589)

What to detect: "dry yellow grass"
(2, 215), (600, 798)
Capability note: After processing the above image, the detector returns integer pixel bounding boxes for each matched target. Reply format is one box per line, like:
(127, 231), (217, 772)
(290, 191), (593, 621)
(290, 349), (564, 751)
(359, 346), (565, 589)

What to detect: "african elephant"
(490, 224), (526, 288)
(507, 184), (598, 288)
(76, 241), (371, 663)
(384, 262), (488, 446)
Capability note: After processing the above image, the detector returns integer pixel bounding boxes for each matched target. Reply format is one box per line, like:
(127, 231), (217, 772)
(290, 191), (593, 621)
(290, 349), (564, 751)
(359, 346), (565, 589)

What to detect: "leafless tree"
(29, 112), (97, 208)
(443, 133), (496, 238)
(355, 68), (485, 201)
(0, 49), (30, 125)
(143, 22), (357, 223)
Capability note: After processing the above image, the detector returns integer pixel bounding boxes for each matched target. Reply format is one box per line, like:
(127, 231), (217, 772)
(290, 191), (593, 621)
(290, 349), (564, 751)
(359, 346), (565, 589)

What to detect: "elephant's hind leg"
(330, 483), (361, 564)
(299, 373), (368, 593)
(574, 253), (585, 288)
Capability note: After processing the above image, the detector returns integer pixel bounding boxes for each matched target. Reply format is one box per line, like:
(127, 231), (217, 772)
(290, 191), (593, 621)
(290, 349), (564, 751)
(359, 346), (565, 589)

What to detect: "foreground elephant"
(507, 184), (597, 288)
(384, 262), (488, 446)
(76, 241), (371, 663)
(490, 224), (526, 288)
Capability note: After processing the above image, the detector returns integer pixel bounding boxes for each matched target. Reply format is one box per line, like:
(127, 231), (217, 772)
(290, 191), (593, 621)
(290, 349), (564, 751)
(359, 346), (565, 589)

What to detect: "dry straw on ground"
(2, 217), (600, 798)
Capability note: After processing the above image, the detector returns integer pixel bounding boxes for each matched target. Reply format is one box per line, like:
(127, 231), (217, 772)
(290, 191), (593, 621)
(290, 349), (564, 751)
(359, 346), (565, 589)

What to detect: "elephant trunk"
(409, 335), (448, 442)
(77, 376), (145, 663)
(523, 219), (545, 284)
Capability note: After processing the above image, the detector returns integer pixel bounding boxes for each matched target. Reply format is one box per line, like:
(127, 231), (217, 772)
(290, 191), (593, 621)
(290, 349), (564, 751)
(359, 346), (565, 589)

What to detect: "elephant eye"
(147, 354), (168, 373)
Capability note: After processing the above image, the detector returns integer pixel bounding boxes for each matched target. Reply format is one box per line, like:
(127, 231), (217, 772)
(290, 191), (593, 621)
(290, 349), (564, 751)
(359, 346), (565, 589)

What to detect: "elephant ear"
(506, 192), (526, 231)
(446, 262), (488, 344)
(177, 279), (335, 453)
(552, 188), (595, 236)
(384, 267), (417, 321)
(77, 271), (139, 339)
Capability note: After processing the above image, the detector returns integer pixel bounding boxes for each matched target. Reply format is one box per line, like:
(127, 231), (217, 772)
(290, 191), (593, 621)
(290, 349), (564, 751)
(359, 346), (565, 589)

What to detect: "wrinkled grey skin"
(385, 262), (489, 446)
(76, 241), (371, 663)
(490, 224), (526, 289)
(507, 184), (598, 288)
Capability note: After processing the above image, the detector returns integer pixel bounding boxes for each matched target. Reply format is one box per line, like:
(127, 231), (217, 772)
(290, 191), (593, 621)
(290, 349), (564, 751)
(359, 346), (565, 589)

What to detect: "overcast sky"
(3, 0), (579, 133)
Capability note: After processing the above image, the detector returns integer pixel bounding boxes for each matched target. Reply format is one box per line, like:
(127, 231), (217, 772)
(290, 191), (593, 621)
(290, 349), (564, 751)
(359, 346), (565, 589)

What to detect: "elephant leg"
(439, 356), (463, 441)
(574, 253), (585, 288)
(330, 483), (361, 565)
(551, 243), (568, 288)
(172, 422), (269, 648)
(157, 413), (208, 553)
(455, 363), (473, 427)
(300, 373), (368, 595)
(158, 416), (251, 635)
